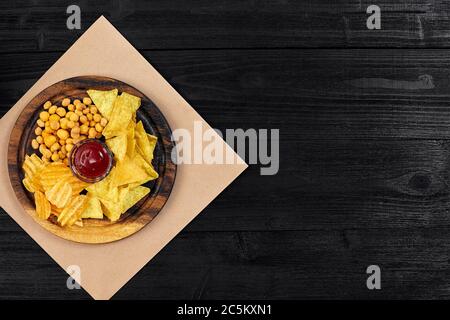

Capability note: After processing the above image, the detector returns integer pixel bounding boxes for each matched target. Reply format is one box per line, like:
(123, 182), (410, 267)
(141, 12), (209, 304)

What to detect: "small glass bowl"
(68, 139), (114, 183)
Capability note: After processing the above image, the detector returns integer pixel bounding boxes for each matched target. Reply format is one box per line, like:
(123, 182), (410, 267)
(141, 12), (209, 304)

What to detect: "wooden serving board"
(8, 76), (176, 244)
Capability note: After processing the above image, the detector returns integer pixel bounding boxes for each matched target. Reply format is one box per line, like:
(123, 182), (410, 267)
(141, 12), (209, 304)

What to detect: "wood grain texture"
(3, 49), (450, 139)
(2, 0), (450, 300)
(8, 76), (176, 243)
(1, 0), (450, 51)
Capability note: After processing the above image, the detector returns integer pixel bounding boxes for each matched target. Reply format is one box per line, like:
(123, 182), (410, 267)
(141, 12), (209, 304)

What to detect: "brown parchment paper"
(0, 16), (247, 300)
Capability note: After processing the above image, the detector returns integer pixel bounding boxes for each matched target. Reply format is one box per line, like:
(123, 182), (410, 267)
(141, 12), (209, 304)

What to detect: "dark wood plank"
(0, 213), (449, 299)
(4, 138), (450, 232)
(1, 0), (450, 51)
(4, 49), (450, 139)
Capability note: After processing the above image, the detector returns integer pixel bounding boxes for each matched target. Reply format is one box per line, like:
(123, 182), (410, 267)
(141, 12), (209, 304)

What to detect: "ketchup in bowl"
(69, 139), (113, 183)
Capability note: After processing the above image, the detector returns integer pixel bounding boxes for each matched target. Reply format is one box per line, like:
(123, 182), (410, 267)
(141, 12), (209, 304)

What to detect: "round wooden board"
(8, 76), (177, 244)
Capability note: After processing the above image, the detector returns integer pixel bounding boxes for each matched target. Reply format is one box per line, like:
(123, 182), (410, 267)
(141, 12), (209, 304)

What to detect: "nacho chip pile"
(22, 89), (159, 227)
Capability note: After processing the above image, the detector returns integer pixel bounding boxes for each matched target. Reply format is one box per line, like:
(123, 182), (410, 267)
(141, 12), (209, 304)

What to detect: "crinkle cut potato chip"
(35, 191), (51, 220)
(87, 88), (118, 120)
(45, 180), (73, 209)
(58, 195), (88, 227)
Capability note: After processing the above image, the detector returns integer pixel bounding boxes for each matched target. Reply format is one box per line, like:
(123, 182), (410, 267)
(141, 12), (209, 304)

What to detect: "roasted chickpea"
(83, 97), (92, 105)
(67, 120), (75, 129)
(60, 118), (68, 129)
(68, 104), (75, 111)
(31, 139), (39, 149)
(88, 127), (97, 138)
(73, 99), (82, 106)
(79, 135), (87, 141)
(75, 110), (83, 117)
(83, 108), (90, 115)
(65, 144), (74, 153)
(36, 136), (43, 144)
(43, 127), (53, 134)
(86, 113), (93, 121)
(63, 158), (69, 166)
(90, 106), (98, 114)
(66, 111), (74, 119)
(56, 107), (66, 117)
(71, 126), (81, 139)
(50, 143), (60, 153)
(41, 131), (50, 139)
(48, 105), (57, 114)
(49, 114), (60, 122)
(95, 123), (103, 133)
(58, 151), (65, 159)
(39, 144), (47, 154)
(62, 98), (71, 107)
(57, 129), (69, 140)
(50, 121), (60, 131)
(37, 119), (45, 128)
(76, 103), (86, 111)
(35, 127), (43, 136)
(66, 138), (73, 145)
(90, 120), (96, 127)
(69, 113), (79, 122)
(79, 115), (88, 124)
(43, 101), (52, 110)
(43, 149), (52, 159)
(51, 153), (60, 162)
(59, 139), (66, 146)
(39, 111), (50, 122)
(93, 114), (102, 122)
(44, 135), (57, 148)
(100, 118), (108, 127)
(80, 124), (89, 135)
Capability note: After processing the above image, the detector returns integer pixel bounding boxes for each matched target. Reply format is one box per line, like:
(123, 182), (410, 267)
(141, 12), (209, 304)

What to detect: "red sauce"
(70, 139), (112, 182)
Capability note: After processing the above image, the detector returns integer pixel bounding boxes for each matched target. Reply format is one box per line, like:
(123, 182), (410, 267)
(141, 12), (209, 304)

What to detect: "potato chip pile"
(22, 89), (159, 227)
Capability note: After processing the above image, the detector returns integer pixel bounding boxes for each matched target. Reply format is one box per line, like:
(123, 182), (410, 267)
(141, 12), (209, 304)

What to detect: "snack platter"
(8, 76), (176, 244)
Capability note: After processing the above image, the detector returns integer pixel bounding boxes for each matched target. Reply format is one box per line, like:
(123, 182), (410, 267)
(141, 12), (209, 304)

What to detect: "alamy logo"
(366, 5), (381, 30)
(366, 265), (381, 290)
(66, 265), (81, 289)
(66, 5), (81, 30)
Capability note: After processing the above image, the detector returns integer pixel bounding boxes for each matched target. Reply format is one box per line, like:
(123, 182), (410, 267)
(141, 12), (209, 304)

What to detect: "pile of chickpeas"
(31, 97), (108, 164)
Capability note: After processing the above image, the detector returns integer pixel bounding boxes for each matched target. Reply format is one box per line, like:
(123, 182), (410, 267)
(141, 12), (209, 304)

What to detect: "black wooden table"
(2, 0), (450, 299)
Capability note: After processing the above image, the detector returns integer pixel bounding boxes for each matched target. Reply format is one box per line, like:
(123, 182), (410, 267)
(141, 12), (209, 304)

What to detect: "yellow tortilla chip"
(134, 152), (159, 181)
(106, 134), (127, 161)
(121, 186), (150, 213)
(85, 174), (119, 202)
(82, 196), (104, 219)
(110, 155), (148, 187)
(119, 92), (141, 112)
(135, 121), (157, 164)
(102, 95), (135, 138)
(87, 89), (118, 120)
(148, 134), (157, 155)
(126, 122), (136, 157)
(98, 197), (122, 222)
